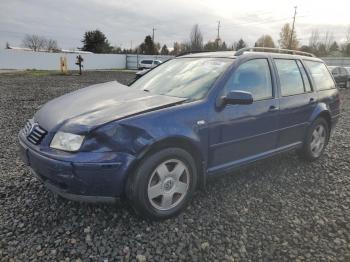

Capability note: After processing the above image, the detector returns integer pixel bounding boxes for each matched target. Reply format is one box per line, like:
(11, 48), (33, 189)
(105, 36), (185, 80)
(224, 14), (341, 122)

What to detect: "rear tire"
(126, 148), (197, 220)
(298, 118), (329, 161)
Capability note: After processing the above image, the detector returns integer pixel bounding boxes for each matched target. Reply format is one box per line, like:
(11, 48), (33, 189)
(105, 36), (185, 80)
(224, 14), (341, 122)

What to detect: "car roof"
(180, 51), (237, 58)
(178, 50), (323, 62)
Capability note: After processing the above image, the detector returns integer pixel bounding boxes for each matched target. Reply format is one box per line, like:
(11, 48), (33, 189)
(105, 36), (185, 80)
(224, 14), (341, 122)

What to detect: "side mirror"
(222, 90), (253, 105)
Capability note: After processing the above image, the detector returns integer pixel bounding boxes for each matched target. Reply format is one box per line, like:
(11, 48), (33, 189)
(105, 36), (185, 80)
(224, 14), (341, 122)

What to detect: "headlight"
(50, 132), (84, 152)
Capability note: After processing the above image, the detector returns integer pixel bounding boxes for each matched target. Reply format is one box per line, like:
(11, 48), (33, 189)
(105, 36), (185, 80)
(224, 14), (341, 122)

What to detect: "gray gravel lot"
(0, 71), (350, 261)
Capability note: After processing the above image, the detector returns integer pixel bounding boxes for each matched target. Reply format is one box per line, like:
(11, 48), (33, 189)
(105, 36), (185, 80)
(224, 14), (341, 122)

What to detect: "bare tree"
(189, 24), (203, 52)
(45, 39), (59, 52)
(22, 34), (59, 52)
(255, 35), (275, 48)
(22, 34), (46, 51)
(309, 29), (320, 53)
(346, 26), (350, 43)
(278, 23), (298, 50)
(322, 31), (334, 54)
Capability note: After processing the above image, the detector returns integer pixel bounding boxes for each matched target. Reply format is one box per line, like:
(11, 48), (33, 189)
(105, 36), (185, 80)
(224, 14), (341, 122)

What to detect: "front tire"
(298, 118), (329, 161)
(126, 148), (197, 220)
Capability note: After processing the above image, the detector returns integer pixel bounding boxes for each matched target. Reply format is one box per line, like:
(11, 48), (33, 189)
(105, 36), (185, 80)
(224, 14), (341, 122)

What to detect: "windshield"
(131, 57), (233, 100)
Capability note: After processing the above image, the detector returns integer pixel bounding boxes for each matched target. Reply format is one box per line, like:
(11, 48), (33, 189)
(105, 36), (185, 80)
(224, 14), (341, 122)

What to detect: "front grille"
(22, 120), (47, 145)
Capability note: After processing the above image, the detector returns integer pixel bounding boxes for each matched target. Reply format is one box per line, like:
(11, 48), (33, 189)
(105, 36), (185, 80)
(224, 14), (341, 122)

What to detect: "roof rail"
(235, 47), (316, 57)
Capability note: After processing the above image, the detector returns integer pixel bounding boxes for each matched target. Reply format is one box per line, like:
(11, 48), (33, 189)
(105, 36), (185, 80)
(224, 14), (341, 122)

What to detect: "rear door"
(274, 59), (316, 147)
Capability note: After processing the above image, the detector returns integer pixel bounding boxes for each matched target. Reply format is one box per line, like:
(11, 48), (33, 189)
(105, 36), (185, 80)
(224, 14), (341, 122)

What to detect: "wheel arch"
(309, 103), (332, 131)
(124, 136), (206, 195)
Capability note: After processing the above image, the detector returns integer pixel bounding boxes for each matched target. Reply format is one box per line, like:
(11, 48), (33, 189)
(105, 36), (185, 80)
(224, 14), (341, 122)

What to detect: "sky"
(0, 0), (349, 50)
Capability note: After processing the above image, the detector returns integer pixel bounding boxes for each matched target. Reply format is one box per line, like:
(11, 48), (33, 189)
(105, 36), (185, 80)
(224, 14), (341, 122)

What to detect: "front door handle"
(268, 105), (279, 111)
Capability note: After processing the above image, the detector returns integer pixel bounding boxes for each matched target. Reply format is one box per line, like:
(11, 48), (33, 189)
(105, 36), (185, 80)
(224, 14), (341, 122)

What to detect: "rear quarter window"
(304, 61), (335, 91)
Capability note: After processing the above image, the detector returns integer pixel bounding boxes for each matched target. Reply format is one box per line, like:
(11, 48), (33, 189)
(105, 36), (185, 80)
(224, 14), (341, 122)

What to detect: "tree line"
(16, 24), (350, 57)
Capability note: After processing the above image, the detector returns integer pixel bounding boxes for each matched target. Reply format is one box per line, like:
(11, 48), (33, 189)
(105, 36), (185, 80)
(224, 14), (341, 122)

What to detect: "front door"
(208, 58), (279, 173)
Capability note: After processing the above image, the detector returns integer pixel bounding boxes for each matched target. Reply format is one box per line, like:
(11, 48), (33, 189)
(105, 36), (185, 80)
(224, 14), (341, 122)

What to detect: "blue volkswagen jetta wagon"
(19, 48), (340, 220)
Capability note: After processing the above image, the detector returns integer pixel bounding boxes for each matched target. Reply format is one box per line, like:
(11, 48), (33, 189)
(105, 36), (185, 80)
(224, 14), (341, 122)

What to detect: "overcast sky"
(0, 0), (349, 50)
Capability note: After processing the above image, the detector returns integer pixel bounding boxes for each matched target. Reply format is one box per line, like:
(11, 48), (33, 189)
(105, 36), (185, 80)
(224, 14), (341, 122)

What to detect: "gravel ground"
(0, 71), (350, 261)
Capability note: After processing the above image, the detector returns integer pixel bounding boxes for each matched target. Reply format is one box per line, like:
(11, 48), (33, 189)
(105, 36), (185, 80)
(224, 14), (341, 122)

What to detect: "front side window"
(224, 59), (273, 101)
(304, 61), (335, 90)
(141, 60), (152, 64)
(131, 58), (233, 100)
(275, 59), (305, 96)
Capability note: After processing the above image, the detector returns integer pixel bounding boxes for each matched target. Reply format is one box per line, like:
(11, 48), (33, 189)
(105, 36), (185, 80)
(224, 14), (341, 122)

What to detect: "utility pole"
(289, 6), (297, 49)
(216, 21), (221, 49)
(152, 27), (156, 42)
(217, 21), (221, 40)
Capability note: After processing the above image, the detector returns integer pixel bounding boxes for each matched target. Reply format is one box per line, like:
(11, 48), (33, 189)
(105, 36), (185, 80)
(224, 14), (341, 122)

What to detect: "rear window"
(304, 61), (335, 90)
(141, 60), (152, 64)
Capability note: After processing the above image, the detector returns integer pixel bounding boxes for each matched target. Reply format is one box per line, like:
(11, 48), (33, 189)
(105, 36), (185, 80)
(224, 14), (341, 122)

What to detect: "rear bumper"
(19, 135), (135, 202)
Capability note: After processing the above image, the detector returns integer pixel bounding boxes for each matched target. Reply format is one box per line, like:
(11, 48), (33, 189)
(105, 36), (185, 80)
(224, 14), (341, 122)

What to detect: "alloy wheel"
(147, 159), (190, 211)
(310, 124), (326, 158)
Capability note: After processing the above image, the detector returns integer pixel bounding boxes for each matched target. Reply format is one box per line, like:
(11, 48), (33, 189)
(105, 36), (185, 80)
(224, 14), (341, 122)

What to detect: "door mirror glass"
(222, 90), (253, 105)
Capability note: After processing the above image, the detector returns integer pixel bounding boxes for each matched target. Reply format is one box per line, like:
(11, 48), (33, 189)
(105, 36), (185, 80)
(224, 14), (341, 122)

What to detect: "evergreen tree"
(139, 35), (157, 55)
(160, 44), (169, 55)
(81, 30), (112, 53)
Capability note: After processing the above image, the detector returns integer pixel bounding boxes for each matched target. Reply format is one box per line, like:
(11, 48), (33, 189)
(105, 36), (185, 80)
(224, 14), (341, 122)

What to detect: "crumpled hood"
(35, 81), (186, 133)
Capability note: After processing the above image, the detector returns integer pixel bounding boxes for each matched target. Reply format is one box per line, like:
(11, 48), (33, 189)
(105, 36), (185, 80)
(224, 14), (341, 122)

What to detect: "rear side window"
(225, 59), (273, 101)
(141, 60), (152, 64)
(297, 60), (312, 92)
(304, 61), (335, 90)
(275, 59), (304, 96)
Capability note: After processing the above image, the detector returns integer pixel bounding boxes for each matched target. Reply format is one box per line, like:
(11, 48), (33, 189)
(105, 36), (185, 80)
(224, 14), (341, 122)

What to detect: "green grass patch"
(24, 70), (62, 77)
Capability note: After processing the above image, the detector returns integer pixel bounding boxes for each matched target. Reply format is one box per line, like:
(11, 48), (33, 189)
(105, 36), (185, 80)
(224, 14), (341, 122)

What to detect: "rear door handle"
(268, 105), (279, 111)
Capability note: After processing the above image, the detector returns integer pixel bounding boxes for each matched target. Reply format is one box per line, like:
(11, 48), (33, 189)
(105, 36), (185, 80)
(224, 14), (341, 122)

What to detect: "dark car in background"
(345, 67), (350, 88)
(19, 48), (340, 220)
(328, 66), (349, 88)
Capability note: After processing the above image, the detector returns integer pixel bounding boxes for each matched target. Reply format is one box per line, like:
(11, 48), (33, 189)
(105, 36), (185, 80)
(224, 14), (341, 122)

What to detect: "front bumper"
(19, 135), (135, 202)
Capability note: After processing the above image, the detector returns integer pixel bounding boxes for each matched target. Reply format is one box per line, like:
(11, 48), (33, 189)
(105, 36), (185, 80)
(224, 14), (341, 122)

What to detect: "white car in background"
(138, 59), (162, 70)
